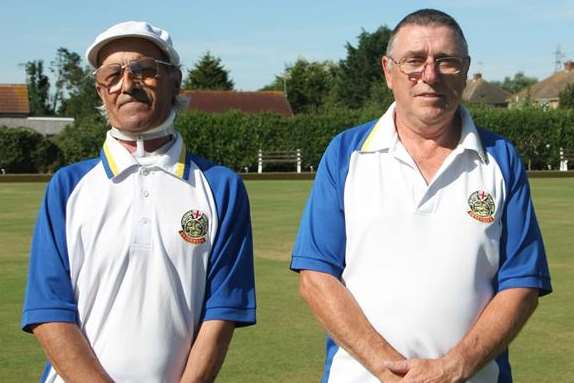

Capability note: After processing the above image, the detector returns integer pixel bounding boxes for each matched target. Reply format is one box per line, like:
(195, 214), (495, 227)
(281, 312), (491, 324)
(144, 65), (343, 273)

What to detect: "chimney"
(473, 73), (482, 81)
(565, 61), (574, 72)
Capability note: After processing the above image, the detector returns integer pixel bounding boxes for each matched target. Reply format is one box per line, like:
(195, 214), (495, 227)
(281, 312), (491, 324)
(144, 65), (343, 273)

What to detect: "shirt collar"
(359, 102), (398, 153)
(99, 131), (191, 180)
(457, 105), (487, 162)
(360, 102), (486, 162)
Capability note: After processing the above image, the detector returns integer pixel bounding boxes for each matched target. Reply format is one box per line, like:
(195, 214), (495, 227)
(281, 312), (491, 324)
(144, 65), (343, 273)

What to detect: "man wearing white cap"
(22, 21), (256, 383)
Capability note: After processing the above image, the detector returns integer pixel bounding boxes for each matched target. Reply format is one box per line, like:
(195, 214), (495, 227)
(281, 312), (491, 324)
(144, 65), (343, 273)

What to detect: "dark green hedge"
(2, 106), (573, 173)
(177, 106), (574, 171)
(467, 105), (574, 170)
(0, 127), (60, 173)
(176, 109), (376, 171)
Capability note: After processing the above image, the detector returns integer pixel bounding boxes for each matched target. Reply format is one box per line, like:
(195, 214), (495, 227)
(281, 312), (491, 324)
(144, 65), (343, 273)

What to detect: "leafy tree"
(333, 26), (393, 109)
(262, 58), (338, 113)
(56, 115), (107, 163)
(51, 48), (86, 111)
(493, 72), (538, 94)
(59, 74), (101, 119)
(559, 83), (574, 109)
(50, 48), (101, 118)
(183, 52), (234, 90)
(25, 60), (52, 116)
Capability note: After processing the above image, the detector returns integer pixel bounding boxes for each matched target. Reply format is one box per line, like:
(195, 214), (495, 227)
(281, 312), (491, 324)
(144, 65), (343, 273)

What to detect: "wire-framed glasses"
(388, 55), (470, 78)
(94, 57), (177, 92)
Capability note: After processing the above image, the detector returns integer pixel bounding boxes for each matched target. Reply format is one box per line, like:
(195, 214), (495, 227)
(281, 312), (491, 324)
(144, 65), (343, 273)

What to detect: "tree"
(25, 60), (52, 116)
(493, 72), (538, 94)
(559, 83), (574, 109)
(183, 52), (234, 90)
(333, 26), (393, 109)
(50, 48), (101, 119)
(51, 48), (86, 112)
(261, 58), (338, 113)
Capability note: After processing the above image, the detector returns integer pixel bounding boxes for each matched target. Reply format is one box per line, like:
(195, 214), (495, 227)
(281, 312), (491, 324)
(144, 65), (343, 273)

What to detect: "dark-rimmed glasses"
(94, 57), (177, 93)
(387, 55), (469, 78)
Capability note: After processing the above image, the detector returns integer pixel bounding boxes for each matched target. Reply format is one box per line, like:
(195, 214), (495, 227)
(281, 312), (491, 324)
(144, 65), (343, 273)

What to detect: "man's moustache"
(118, 89), (150, 105)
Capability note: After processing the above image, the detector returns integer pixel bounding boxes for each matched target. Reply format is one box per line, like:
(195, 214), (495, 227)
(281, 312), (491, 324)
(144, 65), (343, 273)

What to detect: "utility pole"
(554, 45), (565, 73)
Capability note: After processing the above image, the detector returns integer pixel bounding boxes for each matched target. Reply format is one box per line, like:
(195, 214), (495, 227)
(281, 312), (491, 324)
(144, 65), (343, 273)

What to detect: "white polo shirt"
(291, 103), (551, 383)
(22, 131), (256, 383)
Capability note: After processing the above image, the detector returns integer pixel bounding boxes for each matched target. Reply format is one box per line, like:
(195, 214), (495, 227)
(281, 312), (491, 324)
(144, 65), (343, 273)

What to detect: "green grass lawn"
(1, 179), (572, 382)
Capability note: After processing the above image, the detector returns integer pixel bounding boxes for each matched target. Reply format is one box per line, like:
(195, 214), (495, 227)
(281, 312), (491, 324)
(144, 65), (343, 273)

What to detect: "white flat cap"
(85, 21), (180, 67)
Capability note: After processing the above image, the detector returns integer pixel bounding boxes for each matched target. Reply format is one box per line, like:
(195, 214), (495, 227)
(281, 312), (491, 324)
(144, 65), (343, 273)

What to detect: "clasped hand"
(379, 356), (466, 383)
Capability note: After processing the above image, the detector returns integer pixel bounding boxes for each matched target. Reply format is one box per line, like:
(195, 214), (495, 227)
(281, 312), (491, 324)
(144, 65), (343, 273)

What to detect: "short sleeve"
(21, 173), (79, 332)
(290, 135), (349, 278)
(496, 148), (552, 296)
(202, 174), (256, 327)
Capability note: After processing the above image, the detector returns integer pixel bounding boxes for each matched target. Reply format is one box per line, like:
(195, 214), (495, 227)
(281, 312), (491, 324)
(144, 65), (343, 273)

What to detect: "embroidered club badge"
(467, 190), (496, 223)
(179, 210), (208, 244)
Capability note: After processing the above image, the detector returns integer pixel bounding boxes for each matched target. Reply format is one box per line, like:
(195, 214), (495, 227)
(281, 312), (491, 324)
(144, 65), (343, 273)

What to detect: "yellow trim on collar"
(175, 143), (187, 178)
(103, 141), (120, 176)
(360, 120), (384, 152)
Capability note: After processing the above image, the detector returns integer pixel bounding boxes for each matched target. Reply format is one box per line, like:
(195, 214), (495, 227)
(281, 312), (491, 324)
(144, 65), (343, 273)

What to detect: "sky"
(2, 0), (574, 91)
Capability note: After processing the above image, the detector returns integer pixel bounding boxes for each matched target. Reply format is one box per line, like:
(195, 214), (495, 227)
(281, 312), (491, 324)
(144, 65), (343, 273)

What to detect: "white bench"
(257, 149), (302, 173)
(560, 147), (574, 171)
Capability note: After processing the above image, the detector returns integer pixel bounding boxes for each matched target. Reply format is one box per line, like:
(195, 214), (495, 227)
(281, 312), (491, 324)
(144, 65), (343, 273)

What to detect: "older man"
(291, 9), (551, 383)
(22, 21), (255, 383)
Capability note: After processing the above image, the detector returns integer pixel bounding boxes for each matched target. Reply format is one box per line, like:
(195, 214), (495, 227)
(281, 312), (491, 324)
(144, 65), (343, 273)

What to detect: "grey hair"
(386, 9), (468, 57)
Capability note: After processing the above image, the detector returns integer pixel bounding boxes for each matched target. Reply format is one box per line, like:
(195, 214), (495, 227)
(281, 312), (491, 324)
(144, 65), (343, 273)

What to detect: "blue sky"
(2, 0), (573, 90)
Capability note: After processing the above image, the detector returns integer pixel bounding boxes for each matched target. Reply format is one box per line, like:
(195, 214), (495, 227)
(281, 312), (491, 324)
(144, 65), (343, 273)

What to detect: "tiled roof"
(182, 90), (294, 117)
(463, 74), (511, 106)
(0, 84), (30, 115)
(514, 65), (574, 101)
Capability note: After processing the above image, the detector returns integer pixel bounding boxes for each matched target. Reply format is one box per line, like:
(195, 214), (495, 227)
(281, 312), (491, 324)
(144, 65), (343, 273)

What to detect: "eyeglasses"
(388, 55), (469, 78)
(94, 57), (177, 92)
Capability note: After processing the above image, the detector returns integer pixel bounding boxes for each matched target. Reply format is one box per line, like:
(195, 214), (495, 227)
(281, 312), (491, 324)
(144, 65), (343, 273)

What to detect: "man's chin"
(112, 116), (155, 132)
(415, 105), (456, 125)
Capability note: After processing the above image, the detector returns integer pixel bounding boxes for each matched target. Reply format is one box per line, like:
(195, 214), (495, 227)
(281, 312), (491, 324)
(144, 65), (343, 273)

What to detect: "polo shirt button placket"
(141, 167), (151, 199)
(134, 166), (153, 247)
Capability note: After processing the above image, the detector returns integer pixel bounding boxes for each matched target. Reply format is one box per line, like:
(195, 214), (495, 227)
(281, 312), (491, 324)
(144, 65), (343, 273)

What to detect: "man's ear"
(95, 84), (105, 100)
(463, 56), (471, 79)
(381, 56), (394, 90)
(171, 68), (183, 93)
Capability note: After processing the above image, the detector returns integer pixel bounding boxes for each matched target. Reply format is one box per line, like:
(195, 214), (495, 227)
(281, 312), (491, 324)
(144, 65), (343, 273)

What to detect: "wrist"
(442, 352), (470, 382)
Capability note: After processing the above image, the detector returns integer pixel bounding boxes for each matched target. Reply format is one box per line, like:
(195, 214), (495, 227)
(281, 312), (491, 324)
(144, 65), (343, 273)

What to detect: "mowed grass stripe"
(0, 179), (572, 382)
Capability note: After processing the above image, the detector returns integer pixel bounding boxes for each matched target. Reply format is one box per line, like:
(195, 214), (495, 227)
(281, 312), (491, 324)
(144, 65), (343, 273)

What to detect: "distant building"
(182, 90), (294, 117)
(510, 61), (574, 108)
(0, 84), (29, 117)
(0, 84), (73, 136)
(462, 73), (511, 107)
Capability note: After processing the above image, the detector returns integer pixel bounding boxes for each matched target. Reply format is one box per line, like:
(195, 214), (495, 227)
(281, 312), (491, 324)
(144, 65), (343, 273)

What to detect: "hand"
(382, 357), (465, 383)
(377, 369), (405, 382)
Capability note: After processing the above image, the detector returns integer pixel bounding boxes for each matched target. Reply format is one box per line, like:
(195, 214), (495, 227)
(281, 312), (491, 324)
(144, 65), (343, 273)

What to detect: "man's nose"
(120, 69), (136, 92)
(420, 59), (440, 84)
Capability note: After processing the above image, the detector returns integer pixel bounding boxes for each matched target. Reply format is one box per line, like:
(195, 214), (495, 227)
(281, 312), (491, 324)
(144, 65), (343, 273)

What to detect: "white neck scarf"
(109, 111), (177, 157)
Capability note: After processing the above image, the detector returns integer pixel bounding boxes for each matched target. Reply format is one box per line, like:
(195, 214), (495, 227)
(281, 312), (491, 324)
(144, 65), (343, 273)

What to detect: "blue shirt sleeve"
(290, 134), (352, 278)
(485, 134), (552, 296)
(201, 167), (256, 326)
(21, 172), (82, 332)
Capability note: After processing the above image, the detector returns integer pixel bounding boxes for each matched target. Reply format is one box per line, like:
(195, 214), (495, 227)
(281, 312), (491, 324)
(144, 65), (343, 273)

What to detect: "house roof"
(182, 90), (293, 117)
(515, 61), (574, 101)
(0, 84), (30, 115)
(463, 74), (511, 105)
